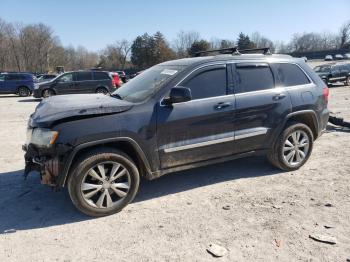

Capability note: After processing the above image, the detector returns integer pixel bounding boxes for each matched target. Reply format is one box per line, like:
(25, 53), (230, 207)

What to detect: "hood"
(30, 94), (133, 127)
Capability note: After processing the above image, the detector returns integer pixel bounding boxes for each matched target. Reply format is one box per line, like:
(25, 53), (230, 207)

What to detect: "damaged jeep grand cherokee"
(23, 47), (329, 217)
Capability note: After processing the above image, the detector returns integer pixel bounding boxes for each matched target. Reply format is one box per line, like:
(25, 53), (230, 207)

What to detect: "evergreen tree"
(237, 32), (256, 49)
(188, 40), (211, 56)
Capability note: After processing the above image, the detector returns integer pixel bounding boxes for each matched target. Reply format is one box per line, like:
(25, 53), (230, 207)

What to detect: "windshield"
(314, 66), (331, 73)
(112, 65), (185, 103)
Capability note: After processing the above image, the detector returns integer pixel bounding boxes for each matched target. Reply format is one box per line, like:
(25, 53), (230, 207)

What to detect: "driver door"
(156, 64), (236, 169)
(54, 72), (76, 94)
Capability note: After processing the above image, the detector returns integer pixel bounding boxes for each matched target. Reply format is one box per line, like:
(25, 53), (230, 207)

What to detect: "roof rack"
(194, 46), (271, 57)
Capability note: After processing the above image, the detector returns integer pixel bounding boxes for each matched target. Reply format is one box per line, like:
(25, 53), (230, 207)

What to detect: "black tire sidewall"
(18, 87), (30, 97)
(276, 123), (314, 171)
(68, 149), (140, 217)
(96, 88), (108, 94)
(42, 89), (54, 98)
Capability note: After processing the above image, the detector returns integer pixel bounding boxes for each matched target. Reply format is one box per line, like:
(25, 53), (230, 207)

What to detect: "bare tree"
(172, 30), (200, 58)
(339, 21), (350, 48)
(251, 32), (275, 52)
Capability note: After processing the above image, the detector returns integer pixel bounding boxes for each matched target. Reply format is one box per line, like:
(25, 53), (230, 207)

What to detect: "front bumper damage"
(23, 143), (70, 187)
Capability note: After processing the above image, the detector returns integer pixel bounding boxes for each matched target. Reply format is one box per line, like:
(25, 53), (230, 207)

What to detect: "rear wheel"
(345, 76), (350, 86)
(268, 122), (313, 171)
(18, 86), (30, 97)
(68, 148), (140, 217)
(96, 87), (108, 95)
(42, 89), (55, 98)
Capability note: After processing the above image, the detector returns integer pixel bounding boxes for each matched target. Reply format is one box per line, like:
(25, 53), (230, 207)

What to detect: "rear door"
(75, 71), (94, 93)
(157, 64), (236, 169)
(330, 65), (341, 83)
(230, 62), (292, 154)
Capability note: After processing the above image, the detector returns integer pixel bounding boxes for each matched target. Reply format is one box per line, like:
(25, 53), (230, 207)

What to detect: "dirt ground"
(0, 83), (349, 261)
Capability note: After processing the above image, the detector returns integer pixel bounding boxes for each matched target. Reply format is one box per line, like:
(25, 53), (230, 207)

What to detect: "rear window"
(272, 63), (310, 87)
(234, 64), (274, 93)
(76, 71), (92, 81)
(93, 72), (110, 80)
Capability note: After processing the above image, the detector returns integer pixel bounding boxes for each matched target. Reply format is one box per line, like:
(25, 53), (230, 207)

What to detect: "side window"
(181, 66), (227, 100)
(58, 73), (74, 82)
(0, 74), (5, 81)
(76, 72), (92, 81)
(6, 74), (20, 81)
(93, 72), (109, 80)
(272, 63), (310, 87)
(234, 64), (274, 93)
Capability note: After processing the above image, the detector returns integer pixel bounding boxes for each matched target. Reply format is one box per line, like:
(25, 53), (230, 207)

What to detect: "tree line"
(0, 17), (349, 73)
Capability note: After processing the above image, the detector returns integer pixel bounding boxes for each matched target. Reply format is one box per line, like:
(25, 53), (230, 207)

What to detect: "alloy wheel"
(283, 130), (310, 166)
(80, 161), (131, 209)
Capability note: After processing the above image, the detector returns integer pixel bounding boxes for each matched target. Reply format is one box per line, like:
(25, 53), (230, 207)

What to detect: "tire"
(18, 86), (30, 97)
(42, 89), (55, 98)
(68, 148), (140, 217)
(96, 87), (108, 95)
(346, 76), (350, 86)
(268, 122), (314, 171)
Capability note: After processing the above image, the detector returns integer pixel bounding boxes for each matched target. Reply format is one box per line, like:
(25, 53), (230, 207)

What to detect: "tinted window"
(6, 74), (25, 81)
(93, 72), (109, 80)
(272, 63), (310, 87)
(182, 66), (227, 100)
(76, 71), (92, 81)
(235, 64), (274, 93)
(57, 73), (74, 82)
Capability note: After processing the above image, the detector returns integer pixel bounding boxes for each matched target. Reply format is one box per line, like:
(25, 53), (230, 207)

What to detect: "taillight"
(323, 86), (329, 103)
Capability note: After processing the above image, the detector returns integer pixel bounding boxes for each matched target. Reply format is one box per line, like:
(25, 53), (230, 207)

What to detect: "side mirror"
(164, 87), (192, 105)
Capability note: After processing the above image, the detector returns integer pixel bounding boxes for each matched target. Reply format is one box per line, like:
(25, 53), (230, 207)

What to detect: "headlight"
(28, 128), (59, 147)
(34, 83), (40, 89)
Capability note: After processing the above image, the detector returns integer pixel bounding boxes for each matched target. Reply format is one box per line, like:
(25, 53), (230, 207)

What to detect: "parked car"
(116, 71), (127, 83)
(37, 74), (57, 82)
(335, 54), (344, 60)
(325, 55), (333, 61)
(314, 63), (350, 86)
(344, 53), (350, 60)
(24, 48), (329, 217)
(0, 73), (35, 97)
(33, 70), (117, 98)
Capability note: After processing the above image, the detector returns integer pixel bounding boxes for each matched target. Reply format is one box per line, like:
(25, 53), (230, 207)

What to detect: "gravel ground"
(0, 83), (349, 262)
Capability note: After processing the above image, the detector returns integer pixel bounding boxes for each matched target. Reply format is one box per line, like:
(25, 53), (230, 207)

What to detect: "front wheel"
(68, 148), (140, 217)
(42, 89), (55, 98)
(96, 87), (108, 95)
(268, 122), (314, 171)
(18, 86), (30, 97)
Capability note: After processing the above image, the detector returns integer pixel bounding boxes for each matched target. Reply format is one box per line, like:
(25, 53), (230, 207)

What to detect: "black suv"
(24, 48), (329, 217)
(33, 70), (116, 98)
(314, 63), (350, 86)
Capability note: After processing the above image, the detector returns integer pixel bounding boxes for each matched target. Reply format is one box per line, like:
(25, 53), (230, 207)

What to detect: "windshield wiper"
(112, 93), (123, 100)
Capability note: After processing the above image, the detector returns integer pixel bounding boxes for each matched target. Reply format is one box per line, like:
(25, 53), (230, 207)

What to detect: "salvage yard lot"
(0, 85), (350, 261)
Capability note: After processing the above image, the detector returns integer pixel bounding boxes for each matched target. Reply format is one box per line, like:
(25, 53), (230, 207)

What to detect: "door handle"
(272, 93), (286, 101)
(214, 102), (232, 110)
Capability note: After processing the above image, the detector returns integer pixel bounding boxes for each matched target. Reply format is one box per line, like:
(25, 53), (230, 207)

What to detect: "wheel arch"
(16, 85), (30, 93)
(59, 137), (152, 187)
(284, 110), (319, 139)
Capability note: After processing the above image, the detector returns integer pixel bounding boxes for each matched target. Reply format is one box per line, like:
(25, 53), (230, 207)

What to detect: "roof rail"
(194, 47), (239, 57)
(239, 47), (271, 55)
(194, 47), (271, 57)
